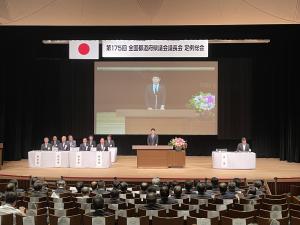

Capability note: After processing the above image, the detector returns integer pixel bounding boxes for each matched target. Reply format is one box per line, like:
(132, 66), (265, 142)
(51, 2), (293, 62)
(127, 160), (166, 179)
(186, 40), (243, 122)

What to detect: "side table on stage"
(69, 151), (111, 168)
(212, 151), (256, 169)
(132, 145), (185, 168)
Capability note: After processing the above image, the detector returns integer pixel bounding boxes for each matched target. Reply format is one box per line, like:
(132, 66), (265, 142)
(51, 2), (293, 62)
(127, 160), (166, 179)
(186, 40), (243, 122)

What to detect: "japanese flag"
(69, 40), (99, 59)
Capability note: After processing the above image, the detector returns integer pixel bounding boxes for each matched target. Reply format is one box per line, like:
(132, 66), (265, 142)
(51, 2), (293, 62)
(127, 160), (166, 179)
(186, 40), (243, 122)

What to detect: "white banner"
(102, 40), (208, 58)
(221, 152), (228, 168)
(95, 151), (103, 167)
(34, 152), (42, 167)
(55, 152), (62, 167)
(75, 152), (82, 167)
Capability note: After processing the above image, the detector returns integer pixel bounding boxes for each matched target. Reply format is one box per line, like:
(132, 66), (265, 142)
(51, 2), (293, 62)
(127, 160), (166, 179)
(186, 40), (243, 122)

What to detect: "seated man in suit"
(87, 196), (113, 217)
(28, 180), (47, 197)
(217, 182), (236, 199)
(147, 128), (158, 146)
(67, 135), (76, 148)
(41, 137), (52, 151)
(105, 188), (124, 204)
(105, 135), (115, 147)
(80, 138), (91, 151)
(51, 179), (69, 198)
(97, 138), (108, 151)
(159, 185), (177, 204)
(236, 137), (250, 152)
(58, 136), (70, 151)
(191, 182), (211, 199)
(51, 136), (60, 148)
(88, 135), (96, 148)
(140, 192), (163, 210)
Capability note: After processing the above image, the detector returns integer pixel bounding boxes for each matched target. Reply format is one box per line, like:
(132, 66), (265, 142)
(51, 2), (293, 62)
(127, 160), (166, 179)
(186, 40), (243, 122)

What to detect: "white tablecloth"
(69, 151), (112, 168)
(212, 151), (256, 169)
(28, 151), (112, 168)
(28, 151), (69, 168)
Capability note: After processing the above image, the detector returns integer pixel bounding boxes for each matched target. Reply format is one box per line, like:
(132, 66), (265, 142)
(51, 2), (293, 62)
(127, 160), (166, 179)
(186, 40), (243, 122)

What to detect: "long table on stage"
(132, 145), (186, 168)
(212, 151), (256, 169)
(28, 150), (112, 168)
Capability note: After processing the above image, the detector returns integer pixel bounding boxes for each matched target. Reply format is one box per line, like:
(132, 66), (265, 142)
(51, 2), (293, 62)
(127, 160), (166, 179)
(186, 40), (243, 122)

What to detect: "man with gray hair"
(145, 76), (166, 110)
(152, 177), (160, 191)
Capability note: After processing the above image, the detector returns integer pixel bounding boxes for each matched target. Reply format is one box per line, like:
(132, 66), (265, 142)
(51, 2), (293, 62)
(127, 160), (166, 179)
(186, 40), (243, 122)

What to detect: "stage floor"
(1, 156), (300, 180)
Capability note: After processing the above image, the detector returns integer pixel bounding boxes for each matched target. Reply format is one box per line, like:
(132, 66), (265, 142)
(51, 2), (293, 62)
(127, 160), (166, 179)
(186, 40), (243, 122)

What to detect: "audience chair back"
(0, 214), (13, 225)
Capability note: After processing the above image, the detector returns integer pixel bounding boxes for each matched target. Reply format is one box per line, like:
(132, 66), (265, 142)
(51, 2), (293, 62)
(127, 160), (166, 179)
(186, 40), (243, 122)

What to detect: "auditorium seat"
(262, 198), (287, 205)
(26, 201), (48, 209)
(266, 194), (287, 199)
(82, 214), (115, 225)
(26, 207), (47, 216)
(220, 216), (255, 225)
(0, 214), (13, 225)
(223, 209), (258, 218)
(49, 201), (75, 209)
(49, 207), (79, 216)
(118, 215), (149, 225)
(256, 216), (289, 225)
(289, 209), (300, 218)
(193, 209), (225, 219)
(152, 216), (184, 225)
(233, 203), (260, 211)
(291, 216), (300, 225)
(49, 214), (81, 225)
(289, 203), (300, 211)
(24, 196), (47, 203)
(186, 216), (219, 225)
(260, 202), (288, 211)
(49, 196), (73, 203)
(157, 208), (178, 217)
(240, 198), (262, 205)
(138, 208), (166, 219)
(259, 209), (288, 219)
(16, 214), (48, 225)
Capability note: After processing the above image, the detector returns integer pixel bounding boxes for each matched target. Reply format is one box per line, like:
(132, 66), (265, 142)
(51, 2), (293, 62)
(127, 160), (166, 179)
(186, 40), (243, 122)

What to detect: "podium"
(132, 145), (185, 168)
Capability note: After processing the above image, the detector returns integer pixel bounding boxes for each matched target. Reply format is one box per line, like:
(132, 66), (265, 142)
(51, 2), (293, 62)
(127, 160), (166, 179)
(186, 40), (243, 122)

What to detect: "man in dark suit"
(67, 135), (76, 148)
(236, 137), (250, 152)
(105, 135), (115, 147)
(147, 128), (158, 146)
(59, 136), (70, 151)
(145, 76), (166, 110)
(97, 138), (108, 151)
(79, 138), (90, 151)
(87, 196), (113, 217)
(51, 136), (60, 148)
(41, 137), (52, 151)
(88, 135), (96, 148)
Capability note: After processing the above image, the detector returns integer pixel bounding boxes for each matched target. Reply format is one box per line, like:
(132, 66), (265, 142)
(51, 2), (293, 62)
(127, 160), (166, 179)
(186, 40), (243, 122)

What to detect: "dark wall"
(0, 25), (299, 162)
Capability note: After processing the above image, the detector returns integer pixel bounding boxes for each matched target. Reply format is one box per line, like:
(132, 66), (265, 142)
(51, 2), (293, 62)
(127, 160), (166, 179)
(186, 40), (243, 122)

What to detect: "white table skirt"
(212, 151), (256, 169)
(28, 151), (69, 168)
(69, 151), (112, 168)
(28, 151), (112, 168)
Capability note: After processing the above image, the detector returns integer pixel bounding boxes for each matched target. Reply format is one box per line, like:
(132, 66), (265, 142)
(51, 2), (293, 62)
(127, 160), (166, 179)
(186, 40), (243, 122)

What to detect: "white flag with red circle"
(69, 40), (99, 59)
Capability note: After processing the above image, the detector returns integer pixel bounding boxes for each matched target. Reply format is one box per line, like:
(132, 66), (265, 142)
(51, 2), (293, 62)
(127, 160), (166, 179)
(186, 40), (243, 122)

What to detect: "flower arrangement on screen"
(188, 92), (216, 112)
(169, 137), (187, 150)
